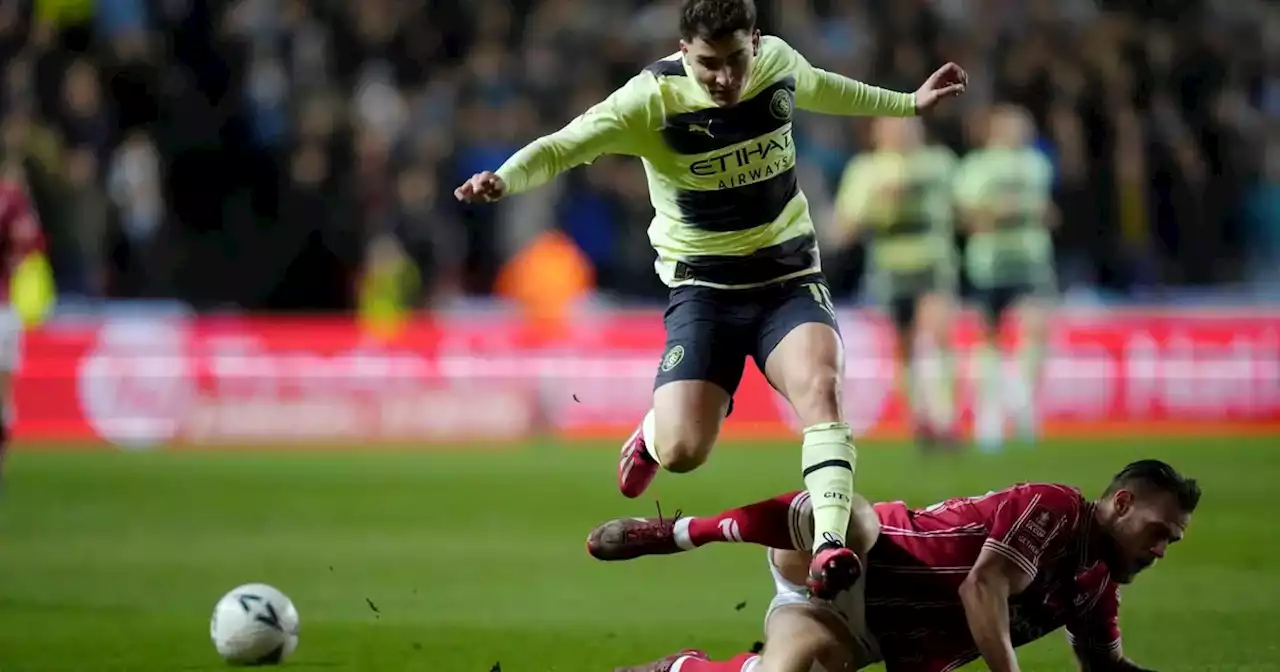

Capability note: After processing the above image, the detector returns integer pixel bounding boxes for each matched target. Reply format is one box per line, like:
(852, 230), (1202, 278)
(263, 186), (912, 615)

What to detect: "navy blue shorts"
(654, 274), (841, 408)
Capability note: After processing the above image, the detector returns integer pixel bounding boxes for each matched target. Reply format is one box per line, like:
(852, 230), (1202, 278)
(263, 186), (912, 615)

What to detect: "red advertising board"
(12, 309), (1280, 447)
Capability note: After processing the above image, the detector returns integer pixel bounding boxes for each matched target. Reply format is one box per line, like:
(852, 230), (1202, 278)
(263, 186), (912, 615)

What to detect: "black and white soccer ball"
(210, 583), (300, 666)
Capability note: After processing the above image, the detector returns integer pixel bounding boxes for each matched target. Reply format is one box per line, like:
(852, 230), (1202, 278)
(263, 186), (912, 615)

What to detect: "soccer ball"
(210, 583), (300, 665)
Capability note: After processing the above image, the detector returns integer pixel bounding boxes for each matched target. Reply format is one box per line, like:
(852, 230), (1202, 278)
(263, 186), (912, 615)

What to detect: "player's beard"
(1096, 530), (1135, 583)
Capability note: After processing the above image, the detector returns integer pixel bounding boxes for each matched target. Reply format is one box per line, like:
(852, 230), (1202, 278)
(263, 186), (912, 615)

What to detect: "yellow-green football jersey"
(833, 146), (958, 299)
(495, 36), (916, 289)
(952, 147), (1056, 289)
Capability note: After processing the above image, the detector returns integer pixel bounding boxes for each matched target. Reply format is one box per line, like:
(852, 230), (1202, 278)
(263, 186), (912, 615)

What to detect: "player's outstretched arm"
(788, 39), (966, 117)
(454, 75), (656, 203)
(959, 547), (1033, 672)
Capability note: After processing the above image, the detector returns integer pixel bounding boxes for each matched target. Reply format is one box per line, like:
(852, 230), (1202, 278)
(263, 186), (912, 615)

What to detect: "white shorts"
(763, 549), (882, 672)
(0, 306), (22, 373)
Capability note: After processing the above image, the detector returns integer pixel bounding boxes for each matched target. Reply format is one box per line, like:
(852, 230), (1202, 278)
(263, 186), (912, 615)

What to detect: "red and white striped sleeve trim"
(981, 538), (1039, 577)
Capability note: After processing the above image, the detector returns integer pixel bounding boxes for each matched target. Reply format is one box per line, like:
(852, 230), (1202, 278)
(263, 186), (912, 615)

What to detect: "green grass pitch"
(2, 437), (1278, 671)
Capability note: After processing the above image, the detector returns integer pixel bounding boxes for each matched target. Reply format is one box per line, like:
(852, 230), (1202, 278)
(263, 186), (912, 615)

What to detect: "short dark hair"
(679, 0), (757, 42)
(1103, 460), (1201, 513)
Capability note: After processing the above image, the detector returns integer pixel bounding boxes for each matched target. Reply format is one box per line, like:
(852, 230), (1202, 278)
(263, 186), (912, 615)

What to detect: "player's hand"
(454, 171), (507, 203)
(913, 63), (968, 113)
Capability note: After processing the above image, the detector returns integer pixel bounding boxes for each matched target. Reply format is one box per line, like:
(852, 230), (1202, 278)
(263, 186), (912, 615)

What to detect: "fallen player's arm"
(494, 75), (654, 196)
(959, 545), (1034, 672)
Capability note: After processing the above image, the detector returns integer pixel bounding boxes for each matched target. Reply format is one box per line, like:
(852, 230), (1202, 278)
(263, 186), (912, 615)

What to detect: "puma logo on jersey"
(688, 122), (714, 137)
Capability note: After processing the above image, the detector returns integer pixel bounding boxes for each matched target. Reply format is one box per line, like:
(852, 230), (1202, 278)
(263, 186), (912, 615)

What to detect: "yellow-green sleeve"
(495, 74), (656, 195)
(786, 41), (915, 117)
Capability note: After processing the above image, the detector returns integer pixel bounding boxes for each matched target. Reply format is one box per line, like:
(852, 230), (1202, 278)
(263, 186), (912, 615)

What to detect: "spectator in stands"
(61, 145), (109, 296)
(387, 161), (464, 304)
(106, 129), (163, 295)
(0, 0), (1269, 309)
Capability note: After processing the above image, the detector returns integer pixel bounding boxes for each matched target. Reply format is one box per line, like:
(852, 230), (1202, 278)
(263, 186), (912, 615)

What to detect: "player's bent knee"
(652, 380), (729, 471)
(654, 432), (715, 473)
(782, 493), (878, 560)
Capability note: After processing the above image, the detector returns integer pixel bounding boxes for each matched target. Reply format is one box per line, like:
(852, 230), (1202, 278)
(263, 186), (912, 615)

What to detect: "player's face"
(1106, 490), (1190, 583)
(988, 109), (1033, 148)
(681, 30), (760, 107)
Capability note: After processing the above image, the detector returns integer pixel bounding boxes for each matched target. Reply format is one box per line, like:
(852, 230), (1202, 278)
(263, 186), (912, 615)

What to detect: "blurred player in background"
(832, 118), (960, 449)
(953, 105), (1057, 451)
(455, 0), (967, 597)
(593, 459), (1198, 672)
(0, 114), (54, 482)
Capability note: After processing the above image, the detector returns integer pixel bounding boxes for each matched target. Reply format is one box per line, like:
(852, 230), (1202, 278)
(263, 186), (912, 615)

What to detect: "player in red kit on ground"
(590, 460), (1198, 672)
(0, 136), (49, 482)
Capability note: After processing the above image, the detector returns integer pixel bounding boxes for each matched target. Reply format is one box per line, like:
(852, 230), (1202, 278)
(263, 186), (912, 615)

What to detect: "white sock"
(669, 656), (695, 672)
(640, 408), (662, 464)
(672, 517), (695, 550)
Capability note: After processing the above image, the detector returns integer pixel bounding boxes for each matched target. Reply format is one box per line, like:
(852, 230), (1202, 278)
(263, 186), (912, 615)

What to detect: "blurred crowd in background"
(1, 0), (1276, 314)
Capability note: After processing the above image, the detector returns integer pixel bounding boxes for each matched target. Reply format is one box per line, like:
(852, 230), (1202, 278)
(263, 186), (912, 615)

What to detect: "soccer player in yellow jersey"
(455, 0), (967, 599)
(832, 117), (960, 449)
(953, 105), (1057, 451)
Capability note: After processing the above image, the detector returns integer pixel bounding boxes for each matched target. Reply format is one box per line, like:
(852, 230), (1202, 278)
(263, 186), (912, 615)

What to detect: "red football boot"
(618, 420), (660, 499)
(807, 543), (863, 600)
(587, 514), (684, 561)
(615, 649), (707, 672)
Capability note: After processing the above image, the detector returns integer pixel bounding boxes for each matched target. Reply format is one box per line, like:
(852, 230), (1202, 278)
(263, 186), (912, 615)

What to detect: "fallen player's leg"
(587, 490), (877, 562)
(616, 549), (880, 672)
(587, 491), (809, 561)
(613, 649), (752, 672)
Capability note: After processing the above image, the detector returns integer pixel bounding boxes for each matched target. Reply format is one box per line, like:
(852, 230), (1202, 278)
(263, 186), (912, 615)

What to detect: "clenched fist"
(913, 62), (968, 113)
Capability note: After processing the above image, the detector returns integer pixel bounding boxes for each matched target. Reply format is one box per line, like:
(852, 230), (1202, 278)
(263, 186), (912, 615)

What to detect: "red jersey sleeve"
(982, 483), (1084, 579)
(1065, 578), (1122, 655)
